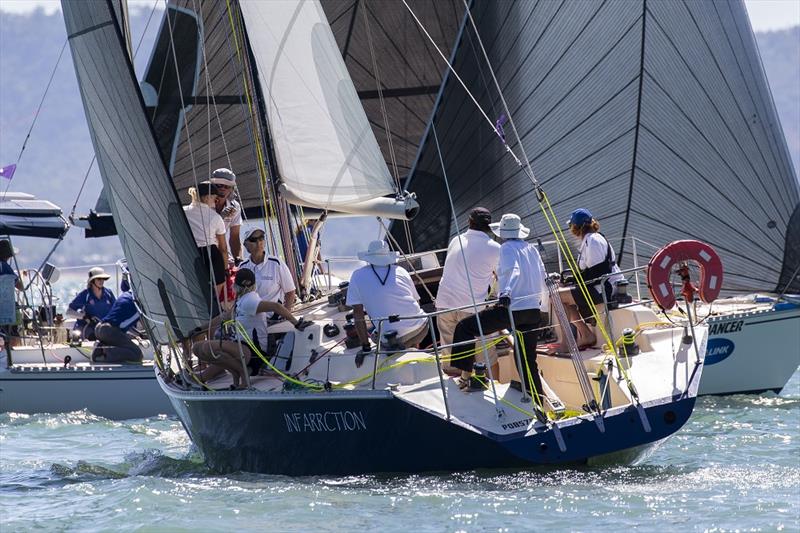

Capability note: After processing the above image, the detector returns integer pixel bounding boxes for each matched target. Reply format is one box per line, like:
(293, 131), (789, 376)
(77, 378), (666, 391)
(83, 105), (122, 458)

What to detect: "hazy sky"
(0, 0), (799, 32)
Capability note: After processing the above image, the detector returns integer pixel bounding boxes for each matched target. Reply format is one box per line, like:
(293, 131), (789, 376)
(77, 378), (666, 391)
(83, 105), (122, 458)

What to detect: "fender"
(647, 240), (723, 310)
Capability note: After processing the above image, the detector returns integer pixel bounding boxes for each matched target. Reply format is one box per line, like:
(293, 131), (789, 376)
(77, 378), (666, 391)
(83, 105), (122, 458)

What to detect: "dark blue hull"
(166, 388), (696, 476)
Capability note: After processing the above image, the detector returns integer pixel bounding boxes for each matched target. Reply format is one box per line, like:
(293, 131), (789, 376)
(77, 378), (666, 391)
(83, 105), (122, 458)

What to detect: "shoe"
(457, 377), (470, 390)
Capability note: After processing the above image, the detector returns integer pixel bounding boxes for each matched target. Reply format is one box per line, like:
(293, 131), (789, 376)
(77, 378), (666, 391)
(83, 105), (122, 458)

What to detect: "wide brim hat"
(357, 240), (400, 266)
(490, 213), (530, 239)
(88, 267), (111, 282)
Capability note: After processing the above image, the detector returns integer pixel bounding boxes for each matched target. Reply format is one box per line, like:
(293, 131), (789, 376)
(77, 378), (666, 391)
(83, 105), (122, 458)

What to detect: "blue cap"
(567, 208), (593, 227)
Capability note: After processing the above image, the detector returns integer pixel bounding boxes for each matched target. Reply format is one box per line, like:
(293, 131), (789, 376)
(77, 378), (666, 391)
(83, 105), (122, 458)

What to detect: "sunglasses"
(216, 184), (232, 189)
(246, 235), (265, 243)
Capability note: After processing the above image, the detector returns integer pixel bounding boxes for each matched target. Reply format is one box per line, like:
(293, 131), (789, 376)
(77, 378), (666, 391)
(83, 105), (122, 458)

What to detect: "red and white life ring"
(646, 240), (723, 310)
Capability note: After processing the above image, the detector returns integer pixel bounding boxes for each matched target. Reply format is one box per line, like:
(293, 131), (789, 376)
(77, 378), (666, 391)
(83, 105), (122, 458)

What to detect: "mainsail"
(397, 0), (799, 294)
(63, 0), (213, 340)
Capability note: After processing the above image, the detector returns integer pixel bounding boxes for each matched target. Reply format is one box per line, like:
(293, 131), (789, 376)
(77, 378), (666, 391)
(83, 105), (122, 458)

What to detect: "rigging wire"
(2, 39), (68, 197)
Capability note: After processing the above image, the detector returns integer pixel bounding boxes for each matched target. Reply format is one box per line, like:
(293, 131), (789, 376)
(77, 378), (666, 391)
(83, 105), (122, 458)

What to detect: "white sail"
(239, 0), (396, 210)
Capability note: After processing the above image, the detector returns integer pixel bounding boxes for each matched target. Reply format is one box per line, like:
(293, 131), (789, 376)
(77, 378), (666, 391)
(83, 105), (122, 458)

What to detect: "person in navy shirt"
(67, 267), (115, 340)
(92, 284), (142, 363)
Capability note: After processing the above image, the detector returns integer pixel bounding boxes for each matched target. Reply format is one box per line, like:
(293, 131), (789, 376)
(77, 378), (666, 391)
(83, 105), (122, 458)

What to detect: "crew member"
(92, 287), (143, 363)
(346, 240), (428, 367)
(183, 180), (228, 292)
(451, 214), (546, 401)
(435, 207), (501, 375)
(67, 267), (115, 341)
(552, 208), (625, 351)
(239, 228), (296, 310)
(210, 168), (243, 265)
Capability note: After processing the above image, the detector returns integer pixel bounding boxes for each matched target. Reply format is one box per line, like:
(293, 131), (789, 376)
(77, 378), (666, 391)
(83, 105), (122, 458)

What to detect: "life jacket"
(578, 233), (615, 285)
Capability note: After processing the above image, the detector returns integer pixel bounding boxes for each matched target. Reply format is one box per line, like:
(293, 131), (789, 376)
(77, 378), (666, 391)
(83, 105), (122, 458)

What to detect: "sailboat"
(390, 0), (800, 396)
(0, 192), (173, 420)
(62, 0), (709, 475)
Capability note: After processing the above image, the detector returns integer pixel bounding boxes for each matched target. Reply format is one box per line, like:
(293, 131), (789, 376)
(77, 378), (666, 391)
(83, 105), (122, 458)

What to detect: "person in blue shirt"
(0, 239), (22, 290)
(92, 285), (142, 363)
(67, 267), (115, 341)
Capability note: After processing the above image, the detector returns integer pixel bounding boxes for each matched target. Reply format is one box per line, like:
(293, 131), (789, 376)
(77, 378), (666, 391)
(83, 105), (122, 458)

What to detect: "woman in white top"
(554, 208), (625, 351)
(183, 181), (228, 292)
(187, 269), (312, 389)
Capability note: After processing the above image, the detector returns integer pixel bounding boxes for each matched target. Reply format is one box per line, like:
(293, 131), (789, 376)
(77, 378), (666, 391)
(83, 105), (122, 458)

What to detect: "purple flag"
(495, 114), (507, 143)
(0, 164), (16, 180)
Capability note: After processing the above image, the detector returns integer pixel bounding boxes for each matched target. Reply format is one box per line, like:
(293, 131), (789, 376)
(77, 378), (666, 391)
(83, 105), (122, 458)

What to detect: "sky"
(1, 0), (799, 31)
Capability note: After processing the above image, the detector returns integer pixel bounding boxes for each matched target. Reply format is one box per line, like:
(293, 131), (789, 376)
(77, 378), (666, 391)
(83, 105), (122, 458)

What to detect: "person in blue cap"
(552, 208), (624, 352)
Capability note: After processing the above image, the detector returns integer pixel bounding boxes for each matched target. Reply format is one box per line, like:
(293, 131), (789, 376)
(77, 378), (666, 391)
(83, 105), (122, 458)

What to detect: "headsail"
(62, 0), (213, 340)
(238, 0), (396, 212)
(398, 0), (799, 294)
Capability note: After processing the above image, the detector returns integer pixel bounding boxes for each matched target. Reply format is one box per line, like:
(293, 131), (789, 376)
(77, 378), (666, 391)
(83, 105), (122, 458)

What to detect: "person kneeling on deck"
(346, 240), (429, 368)
(551, 208), (624, 352)
(91, 283), (143, 363)
(436, 207), (501, 376)
(188, 269), (312, 389)
(451, 214), (546, 399)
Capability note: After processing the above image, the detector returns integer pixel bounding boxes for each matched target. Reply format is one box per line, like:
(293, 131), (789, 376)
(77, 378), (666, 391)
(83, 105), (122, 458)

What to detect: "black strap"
(370, 265), (391, 286)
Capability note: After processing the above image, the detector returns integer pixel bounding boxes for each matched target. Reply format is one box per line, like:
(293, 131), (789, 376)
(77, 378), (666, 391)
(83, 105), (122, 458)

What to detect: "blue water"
(2, 371), (798, 532)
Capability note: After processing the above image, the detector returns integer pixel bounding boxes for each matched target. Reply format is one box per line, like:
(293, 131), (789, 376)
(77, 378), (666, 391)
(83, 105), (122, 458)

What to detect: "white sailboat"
(0, 192), (172, 419)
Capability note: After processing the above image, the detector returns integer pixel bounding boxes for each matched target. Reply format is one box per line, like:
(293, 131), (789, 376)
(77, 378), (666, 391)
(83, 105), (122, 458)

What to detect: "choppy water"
(2, 372), (798, 532)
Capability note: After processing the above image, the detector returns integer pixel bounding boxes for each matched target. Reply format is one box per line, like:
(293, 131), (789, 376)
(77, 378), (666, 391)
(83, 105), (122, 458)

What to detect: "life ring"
(646, 240), (723, 310)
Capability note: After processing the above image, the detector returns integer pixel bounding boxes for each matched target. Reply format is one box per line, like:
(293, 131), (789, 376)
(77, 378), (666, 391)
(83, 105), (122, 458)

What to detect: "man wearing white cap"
(238, 227), (296, 310)
(451, 214), (546, 401)
(210, 168), (243, 265)
(66, 266), (116, 341)
(346, 240), (428, 366)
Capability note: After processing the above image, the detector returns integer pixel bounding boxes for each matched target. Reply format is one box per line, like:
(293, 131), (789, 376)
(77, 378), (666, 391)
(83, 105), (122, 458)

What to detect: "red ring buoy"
(646, 240), (723, 310)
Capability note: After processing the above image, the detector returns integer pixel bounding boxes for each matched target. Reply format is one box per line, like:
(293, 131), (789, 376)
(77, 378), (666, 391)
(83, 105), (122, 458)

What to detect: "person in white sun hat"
(346, 240), (429, 367)
(451, 213), (547, 402)
(210, 168), (243, 265)
(66, 266), (116, 341)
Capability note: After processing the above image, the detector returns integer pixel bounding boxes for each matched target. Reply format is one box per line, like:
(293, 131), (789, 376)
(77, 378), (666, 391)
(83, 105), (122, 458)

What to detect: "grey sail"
(62, 0), (214, 341)
(397, 0), (799, 295)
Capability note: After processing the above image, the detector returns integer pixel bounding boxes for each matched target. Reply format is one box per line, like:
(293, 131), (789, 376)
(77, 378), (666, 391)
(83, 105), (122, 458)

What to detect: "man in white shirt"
(435, 207), (501, 375)
(346, 240), (429, 367)
(452, 214), (546, 404)
(238, 228), (297, 311)
(210, 168), (243, 265)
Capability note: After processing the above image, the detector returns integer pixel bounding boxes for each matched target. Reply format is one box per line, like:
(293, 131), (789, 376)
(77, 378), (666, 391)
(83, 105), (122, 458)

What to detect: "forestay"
(239, 0), (396, 210)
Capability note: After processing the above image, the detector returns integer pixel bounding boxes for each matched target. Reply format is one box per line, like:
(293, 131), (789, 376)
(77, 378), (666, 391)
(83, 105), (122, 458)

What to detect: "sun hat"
(489, 213), (530, 239)
(567, 208), (593, 227)
(357, 240), (400, 266)
(234, 268), (256, 289)
(210, 168), (236, 185)
(88, 267), (111, 283)
(243, 228), (266, 242)
(468, 207), (492, 231)
(0, 239), (18, 260)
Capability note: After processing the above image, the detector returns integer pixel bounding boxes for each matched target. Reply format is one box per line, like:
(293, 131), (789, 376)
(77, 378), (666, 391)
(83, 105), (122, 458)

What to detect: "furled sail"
(238, 0), (397, 211)
(62, 0), (214, 340)
(398, 0), (799, 294)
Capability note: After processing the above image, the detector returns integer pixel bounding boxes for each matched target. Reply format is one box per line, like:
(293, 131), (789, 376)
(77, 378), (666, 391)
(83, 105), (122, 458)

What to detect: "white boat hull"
(0, 343), (174, 419)
(699, 305), (800, 395)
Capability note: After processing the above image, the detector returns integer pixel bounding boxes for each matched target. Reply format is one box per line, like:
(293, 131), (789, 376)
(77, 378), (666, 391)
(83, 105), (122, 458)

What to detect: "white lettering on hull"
(284, 411), (367, 432)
